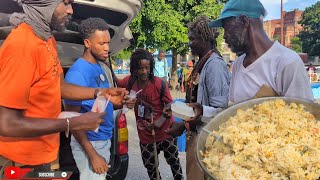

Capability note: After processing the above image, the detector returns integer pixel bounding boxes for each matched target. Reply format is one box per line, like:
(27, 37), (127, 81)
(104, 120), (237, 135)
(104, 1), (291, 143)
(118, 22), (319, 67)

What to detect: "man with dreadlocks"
(166, 15), (231, 179)
(117, 49), (183, 180)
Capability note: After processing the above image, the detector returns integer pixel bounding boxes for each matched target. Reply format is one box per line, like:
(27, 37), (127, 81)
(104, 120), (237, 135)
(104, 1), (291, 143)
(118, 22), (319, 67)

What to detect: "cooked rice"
(202, 99), (320, 180)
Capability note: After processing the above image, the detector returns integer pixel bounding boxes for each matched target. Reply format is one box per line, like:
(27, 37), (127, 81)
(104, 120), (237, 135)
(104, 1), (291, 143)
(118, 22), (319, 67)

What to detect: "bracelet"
(65, 118), (70, 138)
(94, 88), (100, 99)
(184, 121), (190, 132)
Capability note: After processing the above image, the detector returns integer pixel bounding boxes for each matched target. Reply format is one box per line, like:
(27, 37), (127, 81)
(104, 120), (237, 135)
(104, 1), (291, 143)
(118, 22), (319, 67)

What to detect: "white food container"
(171, 101), (195, 120)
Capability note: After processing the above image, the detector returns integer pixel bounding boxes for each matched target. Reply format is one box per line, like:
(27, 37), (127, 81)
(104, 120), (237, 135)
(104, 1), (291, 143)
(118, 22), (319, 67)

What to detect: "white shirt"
(154, 58), (168, 79)
(229, 41), (314, 104)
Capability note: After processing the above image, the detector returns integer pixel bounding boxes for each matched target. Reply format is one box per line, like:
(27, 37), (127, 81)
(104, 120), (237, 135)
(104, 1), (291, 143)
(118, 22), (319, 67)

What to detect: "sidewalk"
(170, 90), (185, 100)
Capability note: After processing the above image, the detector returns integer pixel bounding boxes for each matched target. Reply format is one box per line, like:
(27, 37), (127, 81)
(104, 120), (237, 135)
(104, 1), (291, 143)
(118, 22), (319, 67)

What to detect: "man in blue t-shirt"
(64, 18), (114, 180)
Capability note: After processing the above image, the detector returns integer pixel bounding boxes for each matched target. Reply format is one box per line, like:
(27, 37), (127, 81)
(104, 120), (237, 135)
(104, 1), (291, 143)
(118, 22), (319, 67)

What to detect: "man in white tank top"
(208, 0), (313, 104)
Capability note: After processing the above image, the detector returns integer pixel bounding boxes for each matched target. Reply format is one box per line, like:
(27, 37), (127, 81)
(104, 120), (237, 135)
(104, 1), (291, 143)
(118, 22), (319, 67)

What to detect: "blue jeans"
(70, 136), (111, 180)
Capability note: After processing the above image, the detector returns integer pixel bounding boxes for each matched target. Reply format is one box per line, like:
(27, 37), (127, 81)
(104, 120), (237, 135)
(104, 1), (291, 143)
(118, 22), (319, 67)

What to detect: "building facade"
(263, 9), (303, 47)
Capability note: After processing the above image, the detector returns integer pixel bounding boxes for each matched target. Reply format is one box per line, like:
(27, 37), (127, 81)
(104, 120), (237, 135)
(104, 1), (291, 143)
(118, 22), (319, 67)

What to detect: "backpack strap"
(126, 76), (136, 92)
(160, 79), (165, 105)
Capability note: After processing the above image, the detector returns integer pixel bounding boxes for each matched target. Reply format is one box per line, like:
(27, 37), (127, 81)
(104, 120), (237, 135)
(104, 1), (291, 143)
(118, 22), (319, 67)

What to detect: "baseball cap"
(208, 0), (266, 28)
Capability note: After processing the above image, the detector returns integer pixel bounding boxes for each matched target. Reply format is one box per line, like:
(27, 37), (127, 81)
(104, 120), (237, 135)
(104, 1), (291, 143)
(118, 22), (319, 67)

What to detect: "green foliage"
(113, 49), (132, 61)
(129, 0), (224, 80)
(309, 43), (320, 56)
(290, 37), (302, 53)
(130, 0), (189, 53)
(130, 0), (224, 54)
(298, 1), (320, 56)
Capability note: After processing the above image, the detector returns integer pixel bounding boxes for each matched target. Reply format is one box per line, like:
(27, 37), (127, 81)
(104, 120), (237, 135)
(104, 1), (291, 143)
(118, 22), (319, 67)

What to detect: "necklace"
(45, 42), (60, 77)
(186, 49), (215, 103)
(86, 60), (106, 82)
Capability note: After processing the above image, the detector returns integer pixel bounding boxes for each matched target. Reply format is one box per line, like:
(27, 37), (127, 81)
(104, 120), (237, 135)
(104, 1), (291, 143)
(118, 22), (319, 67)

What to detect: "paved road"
(117, 74), (187, 180)
(124, 110), (186, 180)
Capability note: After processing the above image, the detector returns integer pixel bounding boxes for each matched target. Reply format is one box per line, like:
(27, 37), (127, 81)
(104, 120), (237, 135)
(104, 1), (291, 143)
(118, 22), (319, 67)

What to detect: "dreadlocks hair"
(188, 15), (222, 57)
(129, 48), (155, 81)
(78, 17), (110, 40)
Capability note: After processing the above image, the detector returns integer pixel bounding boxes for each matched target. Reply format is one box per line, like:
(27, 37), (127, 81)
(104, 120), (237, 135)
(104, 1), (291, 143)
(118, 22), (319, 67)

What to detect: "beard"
(92, 51), (108, 62)
(50, 14), (72, 32)
(190, 46), (201, 56)
(227, 32), (248, 56)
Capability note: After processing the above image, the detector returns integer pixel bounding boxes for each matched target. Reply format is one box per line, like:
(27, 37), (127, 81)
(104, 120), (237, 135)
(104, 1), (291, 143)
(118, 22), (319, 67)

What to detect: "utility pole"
(280, 0), (284, 45)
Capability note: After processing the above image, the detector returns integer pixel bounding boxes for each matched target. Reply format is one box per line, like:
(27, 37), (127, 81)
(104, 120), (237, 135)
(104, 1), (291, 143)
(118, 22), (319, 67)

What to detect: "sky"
(260, 0), (319, 20)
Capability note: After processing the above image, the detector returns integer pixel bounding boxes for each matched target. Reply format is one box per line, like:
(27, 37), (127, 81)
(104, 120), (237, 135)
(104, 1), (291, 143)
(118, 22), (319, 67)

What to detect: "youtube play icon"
(4, 166), (20, 179)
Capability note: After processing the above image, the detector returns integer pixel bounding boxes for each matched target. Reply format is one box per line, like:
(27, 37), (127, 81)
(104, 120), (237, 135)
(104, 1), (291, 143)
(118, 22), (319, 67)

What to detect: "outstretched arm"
(0, 106), (104, 137)
(60, 76), (128, 106)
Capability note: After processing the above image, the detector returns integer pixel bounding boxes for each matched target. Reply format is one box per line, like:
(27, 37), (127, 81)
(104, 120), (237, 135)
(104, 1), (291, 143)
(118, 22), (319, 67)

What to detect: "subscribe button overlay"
(23, 171), (72, 179)
(4, 166), (21, 179)
(4, 166), (72, 179)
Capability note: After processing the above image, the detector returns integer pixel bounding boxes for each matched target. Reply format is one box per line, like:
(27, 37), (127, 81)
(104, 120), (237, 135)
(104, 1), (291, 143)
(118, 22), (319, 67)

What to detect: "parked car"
(0, 0), (142, 179)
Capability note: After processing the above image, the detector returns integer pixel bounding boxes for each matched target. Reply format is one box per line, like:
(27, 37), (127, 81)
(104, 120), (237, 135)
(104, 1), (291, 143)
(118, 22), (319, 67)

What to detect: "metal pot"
(196, 97), (320, 180)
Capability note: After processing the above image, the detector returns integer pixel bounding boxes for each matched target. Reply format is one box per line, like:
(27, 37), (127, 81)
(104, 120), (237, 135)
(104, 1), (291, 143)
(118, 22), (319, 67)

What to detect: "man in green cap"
(208, 0), (313, 103)
(176, 0), (314, 178)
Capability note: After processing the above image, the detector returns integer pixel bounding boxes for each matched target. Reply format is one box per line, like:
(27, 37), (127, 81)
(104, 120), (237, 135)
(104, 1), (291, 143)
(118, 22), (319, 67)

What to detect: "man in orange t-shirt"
(0, 0), (127, 170)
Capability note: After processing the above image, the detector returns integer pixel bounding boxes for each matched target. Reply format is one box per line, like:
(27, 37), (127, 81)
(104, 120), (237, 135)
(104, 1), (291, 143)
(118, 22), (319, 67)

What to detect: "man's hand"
(186, 103), (203, 125)
(154, 116), (167, 129)
(89, 153), (109, 174)
(69, 111), (105, 131)
(146, 122), (155, 131)
(165, 121), (185, 137)
(162, 103), (172, 118)
(100, 88), (129, 106)
(114, 96), (136, 110)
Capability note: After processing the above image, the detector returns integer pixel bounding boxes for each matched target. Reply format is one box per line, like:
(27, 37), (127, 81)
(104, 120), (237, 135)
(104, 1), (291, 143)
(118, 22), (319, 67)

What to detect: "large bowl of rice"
(197, 97), (320, 180)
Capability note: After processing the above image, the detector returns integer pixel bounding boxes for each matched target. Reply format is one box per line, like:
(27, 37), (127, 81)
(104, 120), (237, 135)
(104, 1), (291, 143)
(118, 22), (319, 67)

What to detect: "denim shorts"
(70, 136), (111, 180)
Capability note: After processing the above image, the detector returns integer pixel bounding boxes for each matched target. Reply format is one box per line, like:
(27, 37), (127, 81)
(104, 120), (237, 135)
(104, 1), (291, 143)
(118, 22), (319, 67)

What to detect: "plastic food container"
(171, 101), (195, 120)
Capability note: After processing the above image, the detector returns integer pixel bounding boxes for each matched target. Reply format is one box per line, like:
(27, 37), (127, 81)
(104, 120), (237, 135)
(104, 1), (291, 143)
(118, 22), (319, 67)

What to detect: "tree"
(129, 0), (224, 84)
(130, 0), (188, 51)
(167, 0), (224, 80)
(113, 49), (132, 61)
(309, 43), (320, 56)
(290, 37), (302, 53)
(298, 1), (320, 56)
(130, 0), (189, 86)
